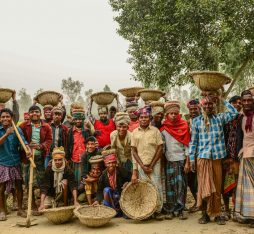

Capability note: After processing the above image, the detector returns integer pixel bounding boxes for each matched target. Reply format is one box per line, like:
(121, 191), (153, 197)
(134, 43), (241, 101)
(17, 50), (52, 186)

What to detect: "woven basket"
(138, 89), (165, 102)
(74, 205), (116, 227)
(190, 71), (231, 91)
(91, 92), (116, 105)
(249, 87), (254, 96)
(120, 180), (158, 220)
(42, 206), (75, 224)
(118, 87), (144, 97)
(34, 91), (61, 106)
(0, 88), (14, 103)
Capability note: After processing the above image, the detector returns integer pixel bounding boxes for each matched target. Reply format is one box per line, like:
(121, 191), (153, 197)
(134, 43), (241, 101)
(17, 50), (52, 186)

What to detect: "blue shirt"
(189, 101), (238, 162)
(0, 126), (27, 166)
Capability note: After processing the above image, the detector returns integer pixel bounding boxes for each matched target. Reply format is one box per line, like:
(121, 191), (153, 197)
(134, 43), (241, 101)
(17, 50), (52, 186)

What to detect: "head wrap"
(52, 146), (65, 160)
(104, 154), (117, 163)
(164, 101), (180, 114)
(114, 112), (130, 126)
(125, 101), (139, 112)
(72, 108), (85, 120)
(150, 101), (164, 117)
(98, 105), (108, 114)
(52, 106), (63, 114)
(43, 104), (53, 112)
(187, 99), (200, 109)
(89, 155), (104, 164)
(134, 105), (152, 117)
(24, 112), (29, 118)
(229, 95), (241, 104)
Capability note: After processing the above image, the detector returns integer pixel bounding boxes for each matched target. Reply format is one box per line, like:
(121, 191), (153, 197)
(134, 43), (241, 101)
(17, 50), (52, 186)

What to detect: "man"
(0, 108), (31, 221)
(222, 95), (242, 220)
(47, 106), (68, 168)
(0, 90), (19, 124)
(19, 105), (53, 215)
(131, 106), (164, 220)
(126, 102), (139, 132)
(38, 147), (79, 210)
(93, 154), (131, 216)
(67, 108), (90, 183)
(110, 112), (132, 171)
(23, 112), (30, 124)
(189, 96), (238, 225)
(43, 105), (54, 124)
(161, 101), (190, 220)
(63, 114), (73, 130)
(150, 101), (164, 129)
(93, 105), (115, 148)
(109, 106), (117, 119)
(186, 99), (201, 213)
(235, 90), (254, 227)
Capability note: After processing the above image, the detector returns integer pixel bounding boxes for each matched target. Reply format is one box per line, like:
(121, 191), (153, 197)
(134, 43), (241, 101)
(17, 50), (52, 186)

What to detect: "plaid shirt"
(189, 101), (238, 162)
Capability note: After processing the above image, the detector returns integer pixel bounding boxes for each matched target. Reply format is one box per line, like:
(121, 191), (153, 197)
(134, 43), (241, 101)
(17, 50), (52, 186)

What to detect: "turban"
(89, 155), (104, 164)
(134, 105), (152, 117)
(24, 112), (29, 118)
(98, 105), (108, 114)
(150, 101), (164, 117)
(72, 107), (85, 119)
(164, 101), (180, 114)
(43, 104), (53, 112)
(114, 112), (130, 126)
(125, 101), (139, 112)
(104, 154), (117, 163)
(52, 146), (65, 159)
(52, 106), (63, 114)
(187, 99), (200, 109)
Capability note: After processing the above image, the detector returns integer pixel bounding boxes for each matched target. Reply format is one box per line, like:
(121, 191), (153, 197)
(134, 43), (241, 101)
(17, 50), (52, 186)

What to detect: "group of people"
(0, 89), (254, 229)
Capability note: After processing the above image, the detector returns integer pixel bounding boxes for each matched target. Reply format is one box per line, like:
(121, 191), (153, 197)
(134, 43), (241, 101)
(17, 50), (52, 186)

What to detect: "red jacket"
(19, 120), (53, 163)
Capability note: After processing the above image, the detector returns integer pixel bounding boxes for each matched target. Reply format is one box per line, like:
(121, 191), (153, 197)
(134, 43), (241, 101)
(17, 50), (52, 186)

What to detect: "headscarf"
(72, 108), (85, 120)
(241, 90), (254, 132)
(164, 101), (180, 114)
(104, 154), (117, 164)
(98, 105), (108, 114)
(134, 105), (151, 117)
(187, 99), (200, 109)
(114, 112), (130, 126)
(52, 106), (63, 114)
(43, 104), (53, 112)
(150, 101), (164, 117)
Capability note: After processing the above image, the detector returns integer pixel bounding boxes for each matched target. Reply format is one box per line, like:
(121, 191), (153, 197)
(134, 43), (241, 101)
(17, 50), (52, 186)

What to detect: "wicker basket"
(74, 205), (116, 227)
(149, 101), (164, 107)
(91, 92), (116, 105)
(34, 91), (61, 106)
(249, 87), (254, 96)
(120, 180), (158, 220)
(0, 88), (14, 103)
(190, 71), (231, 91)
(42, 206), (75, 224)
(138, 89), (165, 102)
(118, 87), (144, 97)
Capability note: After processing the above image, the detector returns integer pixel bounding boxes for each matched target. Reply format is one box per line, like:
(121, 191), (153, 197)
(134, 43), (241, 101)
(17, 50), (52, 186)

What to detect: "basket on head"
(189, 71), (231, 91)
(120, 180), (158, 220)
(74, 205), (116, 227)
(249, 87), (254, 96)
(138, 89), (165, 102)
(42, 206), (75, 224)
(118, 87), (144, 98)
(0, 88), (14, 103)
(91, 92), (116, 105)
(34, 91), (62, 106)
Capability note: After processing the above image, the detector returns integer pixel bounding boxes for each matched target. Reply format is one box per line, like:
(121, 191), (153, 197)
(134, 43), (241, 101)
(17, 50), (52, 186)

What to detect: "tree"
(110, 0), (254, 95)
(103, 84), (111, 92)
(18, 88), (32, 113)
(61, 77), (84, 103)
(34, 88), (44, 97)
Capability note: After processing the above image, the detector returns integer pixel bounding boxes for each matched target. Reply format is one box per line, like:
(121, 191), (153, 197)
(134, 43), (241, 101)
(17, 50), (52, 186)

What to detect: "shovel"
(17, 149), (37, 227)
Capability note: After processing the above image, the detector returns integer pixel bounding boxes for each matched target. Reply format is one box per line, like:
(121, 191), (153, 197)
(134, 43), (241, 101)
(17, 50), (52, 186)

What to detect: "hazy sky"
(0, 0), (140, 98)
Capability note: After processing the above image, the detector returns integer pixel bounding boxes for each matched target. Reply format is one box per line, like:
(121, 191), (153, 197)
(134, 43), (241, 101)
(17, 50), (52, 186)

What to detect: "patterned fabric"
(189, 101), (238, 161)
(165, 160), (187, 213)
(235, 158), (254, 218)
(0, 165), (22, 193)
(33, 156), (45, 188)
(72, 127), (86, 163)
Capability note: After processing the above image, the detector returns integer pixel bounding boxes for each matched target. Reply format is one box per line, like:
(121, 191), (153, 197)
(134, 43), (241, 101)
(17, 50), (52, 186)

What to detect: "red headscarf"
(160, 114), (190, 146)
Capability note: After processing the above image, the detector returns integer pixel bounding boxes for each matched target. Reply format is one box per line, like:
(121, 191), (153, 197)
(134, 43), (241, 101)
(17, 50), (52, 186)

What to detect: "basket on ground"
(189, 71), (231, 91)
(120, 180), (158, 220)
(74, 205), (116, 227)
(118, 87), (144, 97)
(42, 206), (75, 224)
(0, 88), (14, 103)
(91, 92), (116, 106)
(34, 91), (62, 106)
(138, 89), (165, 102)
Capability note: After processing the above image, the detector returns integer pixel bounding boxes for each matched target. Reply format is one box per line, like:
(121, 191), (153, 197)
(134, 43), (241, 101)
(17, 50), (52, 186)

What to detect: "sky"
(0, 0), (140, 98)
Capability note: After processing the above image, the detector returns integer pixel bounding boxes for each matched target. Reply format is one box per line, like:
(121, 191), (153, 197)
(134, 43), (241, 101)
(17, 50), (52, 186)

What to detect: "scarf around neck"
(52, 159), (66, 194)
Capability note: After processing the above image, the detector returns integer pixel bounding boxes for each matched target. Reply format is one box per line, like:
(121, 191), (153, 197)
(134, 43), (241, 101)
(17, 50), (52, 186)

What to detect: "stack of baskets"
(42, 206), (75, 224)
(74, 205), (116, 227)
(118, 87), (144, 104)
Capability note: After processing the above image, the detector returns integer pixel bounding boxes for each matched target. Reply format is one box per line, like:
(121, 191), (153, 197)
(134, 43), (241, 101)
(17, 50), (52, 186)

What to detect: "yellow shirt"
(131, 125), (163, 169)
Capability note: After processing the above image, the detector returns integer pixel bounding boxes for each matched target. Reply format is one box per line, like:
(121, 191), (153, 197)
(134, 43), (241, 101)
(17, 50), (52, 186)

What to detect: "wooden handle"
(11, 121), (36, 168)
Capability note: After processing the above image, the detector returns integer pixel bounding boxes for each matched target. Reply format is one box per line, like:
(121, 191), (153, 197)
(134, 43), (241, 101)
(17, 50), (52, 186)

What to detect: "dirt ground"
(1, 211), (254, 234)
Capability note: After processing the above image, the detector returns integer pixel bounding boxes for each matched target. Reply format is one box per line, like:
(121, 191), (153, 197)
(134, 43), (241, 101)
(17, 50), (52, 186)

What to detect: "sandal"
(17, 210), (27, 218)
(0, 212), (7, 221)
(198, 214), (210, 224)
(215, 216), (226, 225)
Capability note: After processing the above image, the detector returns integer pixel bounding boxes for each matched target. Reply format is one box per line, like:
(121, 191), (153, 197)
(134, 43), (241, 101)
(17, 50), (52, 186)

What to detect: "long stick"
(11, 120), (36, 168)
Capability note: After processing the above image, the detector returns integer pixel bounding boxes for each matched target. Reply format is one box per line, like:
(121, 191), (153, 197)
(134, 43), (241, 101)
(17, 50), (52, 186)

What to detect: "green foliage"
(34, 88), (44, 97)
(110, 0), (254, 90)
(18, 88), (32, 113)
(61, 77), (84, 103)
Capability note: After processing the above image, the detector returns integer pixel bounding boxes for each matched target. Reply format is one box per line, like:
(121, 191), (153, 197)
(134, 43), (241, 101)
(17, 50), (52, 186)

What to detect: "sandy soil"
(1, 211), (253, 234)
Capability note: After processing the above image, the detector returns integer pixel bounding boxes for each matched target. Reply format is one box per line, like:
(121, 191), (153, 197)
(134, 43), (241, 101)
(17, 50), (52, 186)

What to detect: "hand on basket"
(92, 201), (99, 206)
(122, 182), (128, 189)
